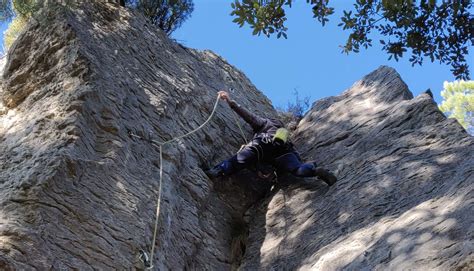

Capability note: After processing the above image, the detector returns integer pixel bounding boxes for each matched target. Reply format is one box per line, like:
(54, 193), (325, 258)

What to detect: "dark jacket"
(228, 100), (300, 168)
(228, 100), (284, 139)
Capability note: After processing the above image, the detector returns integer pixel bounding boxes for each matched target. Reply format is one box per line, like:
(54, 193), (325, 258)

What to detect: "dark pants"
(215, 140), (316, 177)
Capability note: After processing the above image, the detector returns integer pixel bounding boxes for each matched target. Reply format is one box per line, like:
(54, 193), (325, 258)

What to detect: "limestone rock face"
(0, 3), (275, 270)
(240, 67), (474, 270)
(0, 3), (472, 271)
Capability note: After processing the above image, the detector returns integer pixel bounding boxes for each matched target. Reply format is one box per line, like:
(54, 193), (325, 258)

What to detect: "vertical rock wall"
(0, 3), (275, 270)
(0, 3), (472, 271)
(240, 67), (474, 270)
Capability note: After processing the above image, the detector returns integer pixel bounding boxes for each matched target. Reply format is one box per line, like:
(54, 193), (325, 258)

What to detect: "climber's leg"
(295, 163), (338, 186)
(274, 152), (337, 186)
(274, 152), (303, 173)
(205, 144), (258, 179)
(274, 152), (316, 177)
(294, 163), (317, 177)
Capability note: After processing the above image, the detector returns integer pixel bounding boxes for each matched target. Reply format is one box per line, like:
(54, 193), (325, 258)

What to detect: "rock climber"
(205, 91), (337, 186)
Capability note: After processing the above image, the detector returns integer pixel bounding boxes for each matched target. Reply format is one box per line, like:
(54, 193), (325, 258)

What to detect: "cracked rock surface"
(240, 67), (474, 270)
(0, 3), (472, 271)
(0, 3), (275, 270)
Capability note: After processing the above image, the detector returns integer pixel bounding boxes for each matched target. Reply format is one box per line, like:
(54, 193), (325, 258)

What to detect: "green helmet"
(273, 128), (289, 143)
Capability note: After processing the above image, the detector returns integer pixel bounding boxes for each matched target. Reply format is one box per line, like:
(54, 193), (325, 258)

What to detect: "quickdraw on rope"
(129, 90), (247, 269)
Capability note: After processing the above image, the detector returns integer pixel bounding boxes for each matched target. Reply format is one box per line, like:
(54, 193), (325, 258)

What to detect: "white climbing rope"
(228, 88), (248, 144)
(129, 92), (247, 269)
(231, 109), (248, 144)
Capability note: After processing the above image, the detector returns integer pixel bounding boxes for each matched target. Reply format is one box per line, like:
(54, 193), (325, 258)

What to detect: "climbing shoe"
(205, 166), (224, 179)
(313, 167), (337, 186)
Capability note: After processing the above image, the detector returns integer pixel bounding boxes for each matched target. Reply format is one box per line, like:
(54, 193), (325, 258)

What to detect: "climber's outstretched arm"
(218, 91), (266, 131)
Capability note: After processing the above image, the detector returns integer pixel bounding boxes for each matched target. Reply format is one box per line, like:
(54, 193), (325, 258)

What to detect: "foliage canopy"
(230, 0), (473, 80)
(0, 0), (194, 37)
(123, 0), (194, 35)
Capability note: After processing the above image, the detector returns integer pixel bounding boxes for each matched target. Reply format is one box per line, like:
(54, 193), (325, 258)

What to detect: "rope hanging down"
(229, 88), (248, 144)
(129, 92), (246, 269)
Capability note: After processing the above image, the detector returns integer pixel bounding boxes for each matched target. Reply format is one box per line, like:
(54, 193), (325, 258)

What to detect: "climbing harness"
(256, 163), (278, 182)
(129, 89), (249, 269)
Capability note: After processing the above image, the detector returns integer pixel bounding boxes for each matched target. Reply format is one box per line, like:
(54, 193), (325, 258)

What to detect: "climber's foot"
(313, 167), (337, 186)
(205, 166), (224, 179)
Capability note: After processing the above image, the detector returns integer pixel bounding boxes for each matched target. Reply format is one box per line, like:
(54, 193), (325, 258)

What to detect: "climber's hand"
(218, 91), (230, 102)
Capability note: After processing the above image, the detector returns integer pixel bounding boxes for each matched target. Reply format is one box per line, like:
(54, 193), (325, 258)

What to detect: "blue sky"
(0, 19), (8, 54)
(172, 1), (473, 107)
(1, 1), (471, 108)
